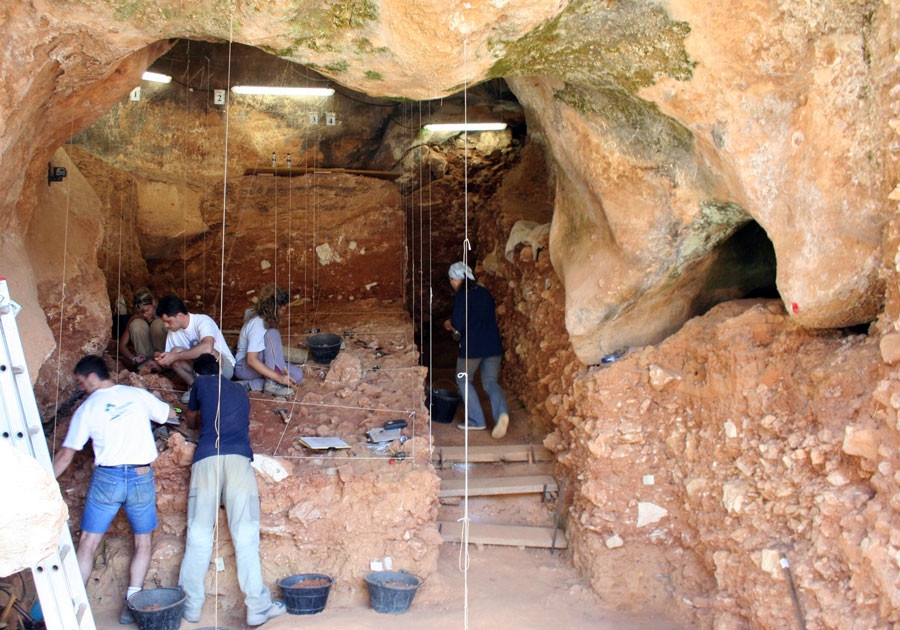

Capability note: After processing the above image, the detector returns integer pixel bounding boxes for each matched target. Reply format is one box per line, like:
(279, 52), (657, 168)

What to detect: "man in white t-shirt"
(154, 295), (236, 402)
(53, 355), (174, 625)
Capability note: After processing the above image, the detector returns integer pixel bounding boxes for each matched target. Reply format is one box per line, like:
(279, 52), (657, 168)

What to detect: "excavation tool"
(274, 408), (291, 424)
(366, 419), (408, 444)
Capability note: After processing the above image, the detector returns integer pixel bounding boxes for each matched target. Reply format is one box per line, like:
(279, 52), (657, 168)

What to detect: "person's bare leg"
(130, 533), (153, 588)
(76, 532), (104, 583)
(171, 359), (195, 386)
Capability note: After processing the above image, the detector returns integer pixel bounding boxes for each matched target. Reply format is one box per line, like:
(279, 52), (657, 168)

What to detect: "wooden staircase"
(433, 443), (567, 550)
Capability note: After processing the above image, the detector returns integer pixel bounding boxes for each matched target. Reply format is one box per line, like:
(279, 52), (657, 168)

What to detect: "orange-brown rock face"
(544, 301), (896, 627)
(26, 148), (113, 410)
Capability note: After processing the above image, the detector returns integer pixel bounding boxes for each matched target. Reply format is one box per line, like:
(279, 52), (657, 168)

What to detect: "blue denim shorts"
(81, 465), (158, 535)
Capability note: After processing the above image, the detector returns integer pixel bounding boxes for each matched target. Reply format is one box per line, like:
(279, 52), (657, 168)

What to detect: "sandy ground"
(90, 543), (680, 629)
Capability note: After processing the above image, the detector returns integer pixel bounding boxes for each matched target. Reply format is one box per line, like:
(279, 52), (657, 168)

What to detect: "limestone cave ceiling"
(6, 0), (896, 365)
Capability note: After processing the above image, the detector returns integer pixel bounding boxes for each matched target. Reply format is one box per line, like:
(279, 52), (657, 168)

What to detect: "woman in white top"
(234, 284), (303, 397)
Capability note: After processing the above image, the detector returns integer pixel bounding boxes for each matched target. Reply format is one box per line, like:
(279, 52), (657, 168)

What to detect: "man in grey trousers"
(178, 354), (285, 626)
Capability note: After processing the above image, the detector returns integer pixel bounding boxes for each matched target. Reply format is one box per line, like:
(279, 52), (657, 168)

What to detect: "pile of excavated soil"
(54, 307), (441, 613)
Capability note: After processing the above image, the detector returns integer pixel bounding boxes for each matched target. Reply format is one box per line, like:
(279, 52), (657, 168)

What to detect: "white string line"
(427, 98), (434, 454)
(213, 14), (235, 627)
(459, 34), (472, 630)
(182, 40), (190, 298)
(51, 121), (75, 459)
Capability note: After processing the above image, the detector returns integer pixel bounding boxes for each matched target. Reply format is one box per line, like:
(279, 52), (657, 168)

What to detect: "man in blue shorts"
(178, 353), (285, 626)
(53, 355), (174, 624)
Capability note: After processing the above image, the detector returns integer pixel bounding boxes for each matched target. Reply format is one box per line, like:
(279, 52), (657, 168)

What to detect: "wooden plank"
(434, 444), (552, 465)
(438, 521), (567, 549)
(438, 475), (558, 498)
(246, 166), (401, 181)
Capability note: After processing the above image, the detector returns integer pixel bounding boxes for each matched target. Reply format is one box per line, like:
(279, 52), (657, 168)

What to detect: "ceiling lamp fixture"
(423, 122), (507, 132)
(141, 72), (172, 83)
(231, 86), (335, 96)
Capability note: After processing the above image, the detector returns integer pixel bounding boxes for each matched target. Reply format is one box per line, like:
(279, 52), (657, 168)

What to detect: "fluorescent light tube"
(231, 86), (335, 96)
(424, 122), (507, 132)
(142, 72), (172, 83)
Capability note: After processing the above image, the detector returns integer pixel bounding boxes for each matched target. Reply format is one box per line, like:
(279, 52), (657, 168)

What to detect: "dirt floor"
(87, 543), (680, 629)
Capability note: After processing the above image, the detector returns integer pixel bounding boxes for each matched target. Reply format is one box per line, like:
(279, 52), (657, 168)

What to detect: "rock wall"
(25, 148), (113, 411)
(137, 172), (405, 327)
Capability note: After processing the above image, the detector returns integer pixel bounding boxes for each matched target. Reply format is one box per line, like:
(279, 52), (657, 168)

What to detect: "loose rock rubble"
(53, 308), (441, 610)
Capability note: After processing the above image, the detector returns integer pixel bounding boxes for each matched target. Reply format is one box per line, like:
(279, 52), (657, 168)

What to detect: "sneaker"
(492, 412), (509, 439)
(456, 422), (486, 431)
(182, 608), (201, 623)
(263, 379), (295, 398)
(119, 601), (134, 625)
(234, 379), (253, 392)
(247, 600), (286, 626)
(180, 389), (192, 404)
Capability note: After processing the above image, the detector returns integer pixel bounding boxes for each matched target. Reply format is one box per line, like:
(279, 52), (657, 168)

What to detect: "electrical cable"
(51, 118), (75, 461)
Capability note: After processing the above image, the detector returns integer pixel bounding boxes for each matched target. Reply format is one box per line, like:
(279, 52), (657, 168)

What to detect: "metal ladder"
(0, 278), (96, 629)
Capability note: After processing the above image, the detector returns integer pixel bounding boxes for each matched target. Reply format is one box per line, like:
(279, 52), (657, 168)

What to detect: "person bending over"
(118, 287), (166, 371)
(234, 284), (302, 398)
(443, 261), (510, 438)
(53, 355), (174, 625)
(154, 295), (236, 403)
(178, 354), (286, 626)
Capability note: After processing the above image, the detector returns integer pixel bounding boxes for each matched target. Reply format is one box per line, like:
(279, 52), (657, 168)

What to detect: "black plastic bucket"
(307, 333), (342, 364)
(277, 574), (333, 615)
(126, 588), (185, 630)
(364, 571), (422, 614)
(430, 388), (460, 423)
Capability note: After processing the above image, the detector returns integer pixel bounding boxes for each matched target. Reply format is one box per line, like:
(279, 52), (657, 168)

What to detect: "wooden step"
(438, 474), (558, 498)
(438, 521), (567, 549)
(434, 444), (553, 467)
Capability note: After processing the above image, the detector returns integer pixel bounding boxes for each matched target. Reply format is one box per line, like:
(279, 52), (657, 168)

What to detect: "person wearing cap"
(118, 287), (166, 371)
(234, 284), (303, 398)
(53, 355), (174, 625)
(443, 261), (510, 438)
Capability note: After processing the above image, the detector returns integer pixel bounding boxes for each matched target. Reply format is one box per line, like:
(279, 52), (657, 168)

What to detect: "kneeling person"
(53, 355), (174, 624)
(234, 284), (303, 397)
(178, 354), (285, 626)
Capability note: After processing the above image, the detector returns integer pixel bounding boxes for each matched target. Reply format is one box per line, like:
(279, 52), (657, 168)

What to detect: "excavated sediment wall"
(465, 138), (900, 627)
(53, 311), (442, 610)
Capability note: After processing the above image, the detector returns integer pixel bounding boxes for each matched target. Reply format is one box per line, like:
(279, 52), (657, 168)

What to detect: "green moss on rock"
(488, 0), (695, 93)
(364, 70), (382, 80)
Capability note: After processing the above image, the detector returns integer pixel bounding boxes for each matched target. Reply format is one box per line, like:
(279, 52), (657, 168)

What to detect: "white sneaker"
(456, 422), (486, 431)
(492, 412), (509, 439)
(247, 600), (286, 626)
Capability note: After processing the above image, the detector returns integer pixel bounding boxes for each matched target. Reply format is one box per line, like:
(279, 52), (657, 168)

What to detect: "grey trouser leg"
(129, 319), (154, 358)
(456, 357), (487, 427)
(150, 318), (167, 354)
(261, 328), (303, 382)
(234, 328), (302, 385)
(178, 455), (272, 617)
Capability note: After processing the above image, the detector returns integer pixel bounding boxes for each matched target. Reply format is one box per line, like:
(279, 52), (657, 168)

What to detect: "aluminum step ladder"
(0, 278), (96, 629)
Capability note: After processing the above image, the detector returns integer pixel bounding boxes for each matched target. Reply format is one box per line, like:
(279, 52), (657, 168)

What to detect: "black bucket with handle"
(429, 380), (460, 423)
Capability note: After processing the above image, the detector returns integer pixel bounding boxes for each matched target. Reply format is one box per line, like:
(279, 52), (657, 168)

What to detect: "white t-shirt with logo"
(62, 385), (170, 466)
(235, 315), (269, 365)
(165, 313), (236, 367)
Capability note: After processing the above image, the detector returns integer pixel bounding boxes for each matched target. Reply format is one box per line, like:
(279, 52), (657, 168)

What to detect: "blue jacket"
(451, 284), (503, 359)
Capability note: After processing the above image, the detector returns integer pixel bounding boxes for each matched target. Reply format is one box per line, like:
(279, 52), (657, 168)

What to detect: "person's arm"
(53, 447), (77, 478)
(118, 315), (139, 364)
(247, 351), (294, 386)
(450, 293), (466, 334)
(156, 336), (214, 366)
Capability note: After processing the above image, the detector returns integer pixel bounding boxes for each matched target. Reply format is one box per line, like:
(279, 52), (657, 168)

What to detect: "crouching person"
(178, 354), (285, 626)
(53, 355), (174, 625)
